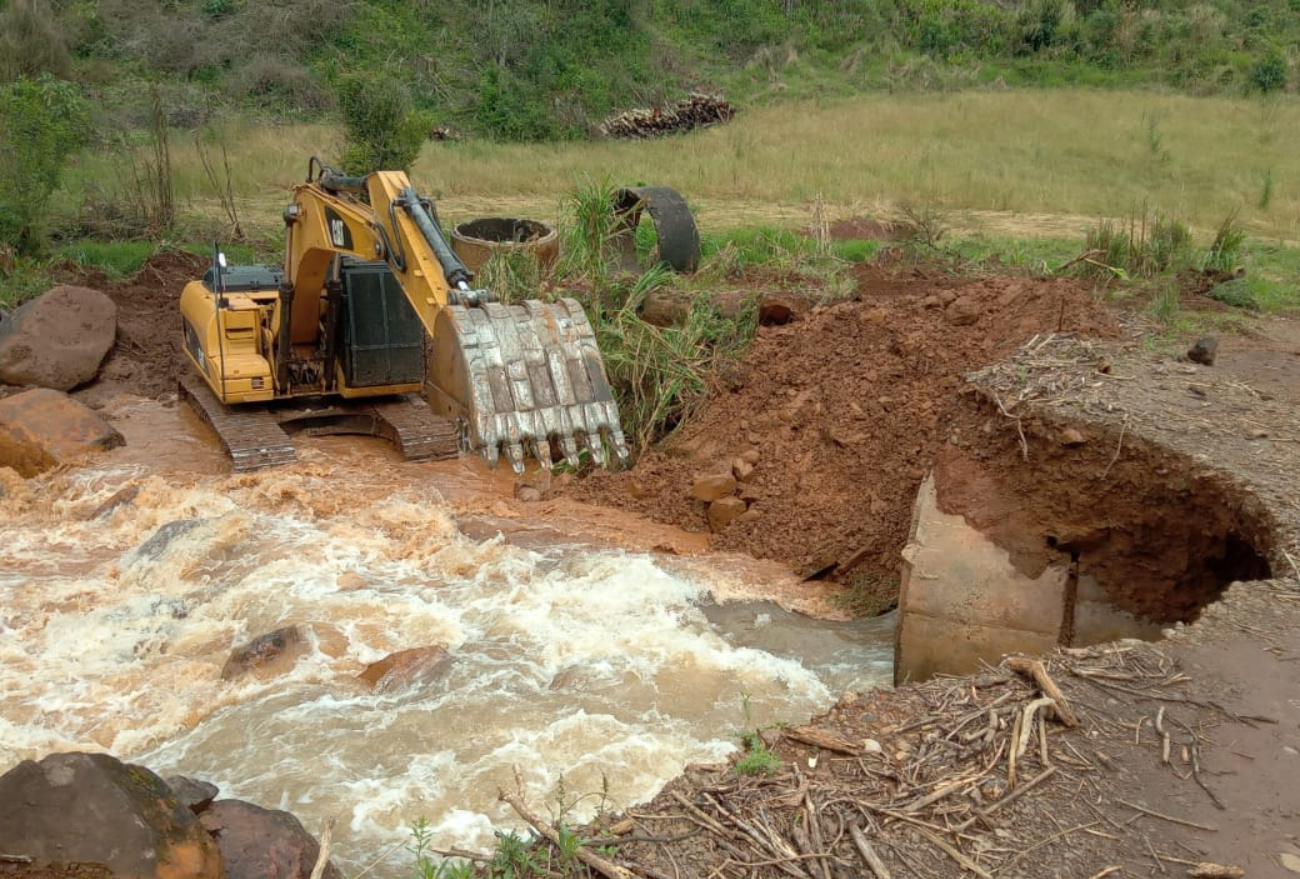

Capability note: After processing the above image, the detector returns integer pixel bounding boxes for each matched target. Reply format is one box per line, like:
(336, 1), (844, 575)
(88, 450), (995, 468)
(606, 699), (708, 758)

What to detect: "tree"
(0, 75), (90, 254)
(337, 73), (430, 175)
(1248, 49), (1289, 94)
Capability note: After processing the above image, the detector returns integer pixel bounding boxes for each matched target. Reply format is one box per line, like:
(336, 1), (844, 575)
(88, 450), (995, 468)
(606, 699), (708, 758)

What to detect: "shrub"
(337, 73), (429, 174)
(1083, 209), (1192, 278)
(1248, 49), (1289, 93)
(0, 0), (73, 81)
(1201, 211), (1246, 272)
(0, 75), (90, 254)
(225, 55), (332, 112)
(474, 66), (561, 143)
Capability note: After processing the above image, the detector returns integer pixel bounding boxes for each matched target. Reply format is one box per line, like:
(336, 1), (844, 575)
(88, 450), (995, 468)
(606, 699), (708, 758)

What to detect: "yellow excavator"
(179, 157), (629, 473)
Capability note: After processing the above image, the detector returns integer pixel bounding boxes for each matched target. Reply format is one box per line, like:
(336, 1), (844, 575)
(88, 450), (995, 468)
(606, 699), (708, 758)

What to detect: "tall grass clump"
(589, 266), (725, 455)
(1083, 209), (1192, 279)
(477, 249), (543, 305)
(558, 176), (622, 287)
(555, 179), (759, 456)
(1201, 210), (1246, 273)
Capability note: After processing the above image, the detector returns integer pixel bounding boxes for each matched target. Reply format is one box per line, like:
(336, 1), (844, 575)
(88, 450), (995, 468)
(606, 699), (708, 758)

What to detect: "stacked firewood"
(600, 93), (735, 139)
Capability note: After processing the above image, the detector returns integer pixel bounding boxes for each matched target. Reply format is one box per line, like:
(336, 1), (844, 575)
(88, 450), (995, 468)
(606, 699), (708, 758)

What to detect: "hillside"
(3, 0), (1299, 141)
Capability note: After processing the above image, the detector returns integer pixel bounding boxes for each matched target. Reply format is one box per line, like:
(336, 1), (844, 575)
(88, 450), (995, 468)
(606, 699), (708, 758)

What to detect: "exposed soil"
(543, 288), (1300, 879)
(55, 250), (205, 407)
(574, 584), (1300, 879)
(569, 266), (1121, 611)
(935, 396), (1275, 625)
(9, 244), (1300, 879)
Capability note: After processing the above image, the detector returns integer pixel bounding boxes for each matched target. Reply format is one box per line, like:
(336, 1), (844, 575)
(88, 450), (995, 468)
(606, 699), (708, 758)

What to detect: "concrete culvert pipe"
(450, 218), (558, 276)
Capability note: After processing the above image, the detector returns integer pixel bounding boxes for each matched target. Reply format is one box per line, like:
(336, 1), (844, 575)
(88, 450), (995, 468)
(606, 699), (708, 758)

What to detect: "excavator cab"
(179, 158), (630, 474)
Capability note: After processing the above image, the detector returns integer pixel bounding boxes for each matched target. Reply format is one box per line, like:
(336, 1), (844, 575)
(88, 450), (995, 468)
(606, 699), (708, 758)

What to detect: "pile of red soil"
(57, 250), (208, 401)
(568, 264), (1120, 594)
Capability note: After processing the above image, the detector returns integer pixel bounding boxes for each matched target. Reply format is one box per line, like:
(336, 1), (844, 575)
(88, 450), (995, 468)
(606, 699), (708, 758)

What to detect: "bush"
(1083, 209), (1193, 279)
(473, 66), (562, 143)
(1248, 49), (1289, 93)
(0, 75), (90, 254)
(0, 0), (73, 81)
(337, 73), (429, 174)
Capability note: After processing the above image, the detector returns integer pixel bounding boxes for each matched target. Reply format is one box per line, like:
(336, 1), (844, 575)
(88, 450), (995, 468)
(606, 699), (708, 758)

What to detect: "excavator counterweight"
(179, 157), (629, 473)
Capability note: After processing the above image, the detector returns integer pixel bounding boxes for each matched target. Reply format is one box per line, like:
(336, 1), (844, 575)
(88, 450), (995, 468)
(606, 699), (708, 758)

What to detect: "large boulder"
(199, 800), (342, 879)
(0, 752), (224, 879)
(0, 388), (125, 477)
(0, 285), (117, 391)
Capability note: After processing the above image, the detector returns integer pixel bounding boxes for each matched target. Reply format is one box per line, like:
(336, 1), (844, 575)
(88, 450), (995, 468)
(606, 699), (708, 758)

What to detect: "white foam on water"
(1, 465), (892, 871)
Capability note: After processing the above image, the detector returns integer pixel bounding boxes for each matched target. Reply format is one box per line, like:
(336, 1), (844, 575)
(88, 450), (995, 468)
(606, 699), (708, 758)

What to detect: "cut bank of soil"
(568, 266), (1120, 606)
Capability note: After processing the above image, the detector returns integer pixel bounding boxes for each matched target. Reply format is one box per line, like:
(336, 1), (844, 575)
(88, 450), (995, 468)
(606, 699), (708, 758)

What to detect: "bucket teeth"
(585, 432), (606, 468)
(560, 435), (581, 469)
(533, 439), (554, 472)
(506, 442), (526, 474)
(432, 298), (629, 473)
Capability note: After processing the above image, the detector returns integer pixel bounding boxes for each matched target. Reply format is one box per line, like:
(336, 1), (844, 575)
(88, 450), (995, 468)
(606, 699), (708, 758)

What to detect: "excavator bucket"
(426, 297), (630, 474)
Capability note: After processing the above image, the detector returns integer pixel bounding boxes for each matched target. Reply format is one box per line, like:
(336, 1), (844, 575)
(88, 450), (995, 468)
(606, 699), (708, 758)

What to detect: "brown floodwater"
(0, 395), (893, 874)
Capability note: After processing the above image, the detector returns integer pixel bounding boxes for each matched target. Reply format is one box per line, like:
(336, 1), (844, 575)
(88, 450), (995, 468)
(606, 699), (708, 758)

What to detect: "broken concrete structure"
(895, 473), (1162, 684)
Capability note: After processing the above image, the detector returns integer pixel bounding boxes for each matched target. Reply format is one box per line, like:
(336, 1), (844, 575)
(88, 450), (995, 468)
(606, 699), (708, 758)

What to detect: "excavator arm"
(281, 158), (629, 472)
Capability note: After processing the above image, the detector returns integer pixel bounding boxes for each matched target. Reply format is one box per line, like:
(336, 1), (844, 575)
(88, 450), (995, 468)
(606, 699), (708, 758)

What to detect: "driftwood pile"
(600, 94), (735, 139)
(435, 643), (1271, 879)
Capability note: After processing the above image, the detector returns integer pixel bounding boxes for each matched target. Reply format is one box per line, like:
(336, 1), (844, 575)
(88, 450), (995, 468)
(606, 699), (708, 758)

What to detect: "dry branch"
(914, 827), (993, 879)
(308, 818), (335, 879)
(784, 725), (863, 756)
(1007, 657), (1080, 727)
(1118, 799), (1218, 832)
(1186, 864), (1244, 878)
(849, 825), (892, 879)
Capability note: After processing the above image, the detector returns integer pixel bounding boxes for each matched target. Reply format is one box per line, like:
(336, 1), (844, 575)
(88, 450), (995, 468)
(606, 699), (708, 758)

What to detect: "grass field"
(12, 86), (1293, 318)
(58, 88), (1299, 246)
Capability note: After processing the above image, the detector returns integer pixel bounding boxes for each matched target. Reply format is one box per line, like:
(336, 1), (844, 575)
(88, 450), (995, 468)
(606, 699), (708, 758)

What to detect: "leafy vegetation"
(732, 692), (784, 777)
(338, 73), (430, 174)
(2, 0), (1298, 143)
(0, 74), (90, 253)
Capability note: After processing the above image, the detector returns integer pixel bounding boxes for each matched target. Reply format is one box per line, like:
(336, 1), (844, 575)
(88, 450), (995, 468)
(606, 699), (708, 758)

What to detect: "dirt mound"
(567, 266), (1120, 600)
(57, 250), (208, 401)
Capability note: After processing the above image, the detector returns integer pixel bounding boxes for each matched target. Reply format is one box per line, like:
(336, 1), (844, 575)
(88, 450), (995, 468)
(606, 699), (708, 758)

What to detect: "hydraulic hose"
(397, 187), (475, 291)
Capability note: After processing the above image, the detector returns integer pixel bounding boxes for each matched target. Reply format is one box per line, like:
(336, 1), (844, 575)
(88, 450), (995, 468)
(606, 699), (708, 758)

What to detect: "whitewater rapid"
(0, 404), (892, 873)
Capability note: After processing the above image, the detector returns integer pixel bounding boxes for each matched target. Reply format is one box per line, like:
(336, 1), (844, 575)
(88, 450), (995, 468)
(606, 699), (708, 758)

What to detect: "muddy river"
(0, 396), (893, 872)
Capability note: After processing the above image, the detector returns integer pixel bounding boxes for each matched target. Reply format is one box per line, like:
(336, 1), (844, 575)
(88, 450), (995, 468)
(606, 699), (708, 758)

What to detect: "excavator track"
(179, 373), (298, 472)
(366, 397), (460, 462)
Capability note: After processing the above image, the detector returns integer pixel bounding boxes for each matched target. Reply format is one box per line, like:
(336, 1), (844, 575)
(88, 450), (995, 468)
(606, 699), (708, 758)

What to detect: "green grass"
(54, 241), (158, 278)
(1239, 240), (1300, 312)
(733, 738), (783, 777)
(945, 234), (1082, 274)
(0, 263), (58, 310)
(50, 89), (1300, 248)
(832, 239), (883, 263)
